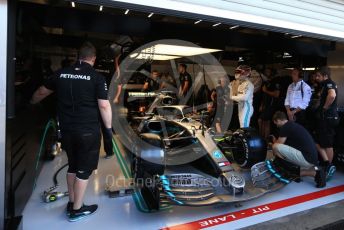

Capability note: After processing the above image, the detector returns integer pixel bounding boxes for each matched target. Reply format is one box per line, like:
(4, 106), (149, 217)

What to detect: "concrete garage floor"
(243, 200), (344, 230)
(23, 136), (344, 230)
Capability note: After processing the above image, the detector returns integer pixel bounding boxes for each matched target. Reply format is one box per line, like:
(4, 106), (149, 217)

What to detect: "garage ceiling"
(94, 0), (344, 41)
(17, 0), (333, 66)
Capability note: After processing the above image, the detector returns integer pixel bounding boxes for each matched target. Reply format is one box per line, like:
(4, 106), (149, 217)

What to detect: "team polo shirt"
(44, 61), (108, 132)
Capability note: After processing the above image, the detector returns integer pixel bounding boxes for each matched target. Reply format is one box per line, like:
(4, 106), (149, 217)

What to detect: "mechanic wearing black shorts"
(31, 42), (112, 222)
(314, 66), (338, 181)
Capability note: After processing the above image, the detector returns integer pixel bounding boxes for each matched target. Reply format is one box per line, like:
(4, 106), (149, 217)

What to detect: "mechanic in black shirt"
(271, 111), (326, 188)
(259, 68), (276, 141)
(142, 70), (161, 92)
(94, 57), (118, 158)
(204, 101), (216, 128)
(178, 63), (193, 103)
(305, 71), (321, 135)
(266, 75), (292, 137)
(215, 76), (230, 133)
(314, 66), (338, 181)
(31, 42), (112, 222)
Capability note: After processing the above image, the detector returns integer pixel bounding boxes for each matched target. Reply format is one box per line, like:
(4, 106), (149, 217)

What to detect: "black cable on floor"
(53, 163), (68, 187)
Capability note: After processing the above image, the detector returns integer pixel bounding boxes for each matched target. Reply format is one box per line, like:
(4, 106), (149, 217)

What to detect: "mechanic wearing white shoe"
(230, 65), (254, 128)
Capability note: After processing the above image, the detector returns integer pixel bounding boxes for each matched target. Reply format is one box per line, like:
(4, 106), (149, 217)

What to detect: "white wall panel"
(0, 0), (7, 228)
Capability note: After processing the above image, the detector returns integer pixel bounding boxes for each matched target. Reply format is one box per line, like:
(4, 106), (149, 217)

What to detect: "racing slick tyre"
(228, 128), (267, 168)
(131, 133), (165, 184)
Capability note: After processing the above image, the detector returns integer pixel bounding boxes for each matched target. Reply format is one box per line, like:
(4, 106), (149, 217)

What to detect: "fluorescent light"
(194, 20), (202, 24)
(283, 52), (292, 58)
(148, 13), (154, 18)
(212, 23), (221, 27)
(71, 1), (75, 7)
(287, 67), (315, 71)
(291, 35), (302, 38)
(125, 9), (130, 15)
(99, 5), (103, 11)
(133, 44), (222, 57)
(230, 25), (239, 29)
(302, 67), (316, 71)
(130, 53), (181, 60)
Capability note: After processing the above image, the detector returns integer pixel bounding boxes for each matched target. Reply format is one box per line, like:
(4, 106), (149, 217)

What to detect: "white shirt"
(284, 80), (311, 110)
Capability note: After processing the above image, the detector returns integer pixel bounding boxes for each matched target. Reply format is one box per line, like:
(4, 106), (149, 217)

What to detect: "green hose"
(32, 119), (56, 191)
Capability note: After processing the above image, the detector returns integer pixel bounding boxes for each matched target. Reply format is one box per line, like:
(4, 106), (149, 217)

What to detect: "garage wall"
(0, 0), (7, 228)
(105, 0), (344, 41)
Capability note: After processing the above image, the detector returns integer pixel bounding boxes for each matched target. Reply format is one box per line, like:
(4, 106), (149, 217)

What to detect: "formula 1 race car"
(129, 106), (300, 210)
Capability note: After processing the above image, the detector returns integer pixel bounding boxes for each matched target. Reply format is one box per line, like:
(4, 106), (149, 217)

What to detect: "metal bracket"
(108, 188), (135, 198)
(106, 178), (137, 198)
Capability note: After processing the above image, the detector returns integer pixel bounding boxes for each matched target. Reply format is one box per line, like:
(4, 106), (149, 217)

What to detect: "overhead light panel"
(283, 52), (292, 58)
(148, 13), (154, 18)
(71, 1), (75, 7)
(134, 44), (221, 57)
(130, 53), (181, 61)
(302, 67), (316, 71)
(194, 20), (202, 24)
(125, 9), (130, 15)
(99, 5), (103, 11)
(230, 25), (239, 29)
(212, 23), (221, 27)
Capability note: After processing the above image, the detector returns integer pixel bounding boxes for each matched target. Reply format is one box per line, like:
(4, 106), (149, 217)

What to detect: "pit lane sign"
(162, 184), (344, 230)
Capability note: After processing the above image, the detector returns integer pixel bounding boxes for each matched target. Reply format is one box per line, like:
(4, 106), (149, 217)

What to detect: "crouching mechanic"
(31, 42), (112, 221)
(271, 111), (326, 188)
(230, 65), (254, 128)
